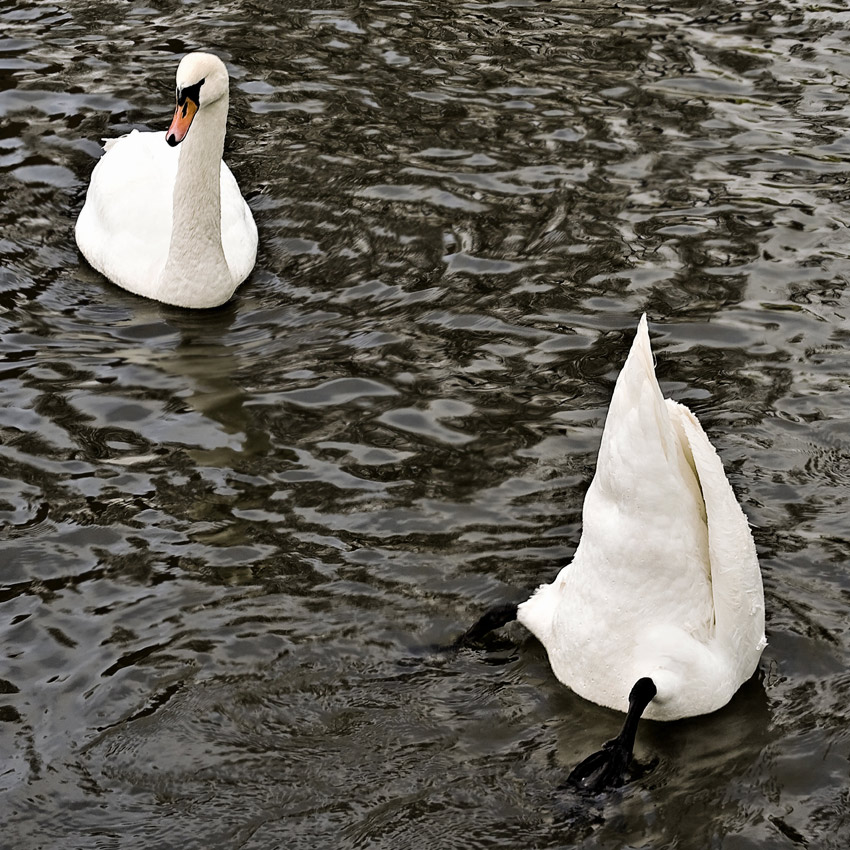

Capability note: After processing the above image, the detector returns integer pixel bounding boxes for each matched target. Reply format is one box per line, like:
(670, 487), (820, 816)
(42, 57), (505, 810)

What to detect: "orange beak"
(165, 97), (199, 147)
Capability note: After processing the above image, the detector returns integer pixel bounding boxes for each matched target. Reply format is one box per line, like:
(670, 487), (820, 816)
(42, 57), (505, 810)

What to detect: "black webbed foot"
(447, 602), (519, 650)
(565, 677), (658, 794)
(566, 737), (631, 793)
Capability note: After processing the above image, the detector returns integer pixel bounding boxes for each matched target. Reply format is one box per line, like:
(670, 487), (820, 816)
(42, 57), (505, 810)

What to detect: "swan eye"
(176, 78), (206, 109)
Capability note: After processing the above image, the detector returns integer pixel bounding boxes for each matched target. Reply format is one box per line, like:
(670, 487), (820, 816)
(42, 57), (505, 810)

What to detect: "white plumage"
(517, 315), (765, 722)
(75, 52), (257, 309)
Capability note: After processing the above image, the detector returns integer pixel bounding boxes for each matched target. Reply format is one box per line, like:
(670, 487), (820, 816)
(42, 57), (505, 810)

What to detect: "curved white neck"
(157, 94), (234, 307)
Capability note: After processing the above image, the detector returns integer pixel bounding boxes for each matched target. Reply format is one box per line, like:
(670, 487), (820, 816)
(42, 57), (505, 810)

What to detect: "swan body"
(75, 52), (257, 309)
(517, 315), (765, 722)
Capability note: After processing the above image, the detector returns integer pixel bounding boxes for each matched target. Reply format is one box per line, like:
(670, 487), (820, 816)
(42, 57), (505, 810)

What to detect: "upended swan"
(75, 52), (257, 309)
(453, 315), (766, 791)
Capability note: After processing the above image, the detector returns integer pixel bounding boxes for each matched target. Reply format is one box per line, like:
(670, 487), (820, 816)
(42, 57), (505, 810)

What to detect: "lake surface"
(2, 0), (850, 846)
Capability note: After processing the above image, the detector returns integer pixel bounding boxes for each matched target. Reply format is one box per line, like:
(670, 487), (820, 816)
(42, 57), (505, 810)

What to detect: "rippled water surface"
(2, 0), (850, 846)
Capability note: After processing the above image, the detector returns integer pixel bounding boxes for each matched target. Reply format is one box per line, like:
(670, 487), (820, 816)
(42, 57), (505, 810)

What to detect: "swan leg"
(449, 602), (518, 649)
(566, 677), (657, 793)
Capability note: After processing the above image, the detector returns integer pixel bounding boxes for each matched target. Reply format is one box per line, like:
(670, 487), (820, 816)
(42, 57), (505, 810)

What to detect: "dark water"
(2, 0), (850, 846)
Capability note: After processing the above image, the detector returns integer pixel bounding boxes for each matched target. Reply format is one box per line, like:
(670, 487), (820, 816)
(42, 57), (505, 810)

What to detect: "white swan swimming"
(454, 315), (766, 790)
(75, 52), (257, 309)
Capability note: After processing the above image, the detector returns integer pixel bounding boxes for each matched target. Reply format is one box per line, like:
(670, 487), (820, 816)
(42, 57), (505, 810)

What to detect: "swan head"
(165, 52), (229, 147)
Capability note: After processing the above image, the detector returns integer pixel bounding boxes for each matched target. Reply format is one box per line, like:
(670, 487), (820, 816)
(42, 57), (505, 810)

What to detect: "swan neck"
(160, 94), (233, 305)
(173, 94), (226, 246)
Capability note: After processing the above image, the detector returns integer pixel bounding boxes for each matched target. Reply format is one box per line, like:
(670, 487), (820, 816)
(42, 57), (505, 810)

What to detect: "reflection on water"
(2, 0), (850, 846)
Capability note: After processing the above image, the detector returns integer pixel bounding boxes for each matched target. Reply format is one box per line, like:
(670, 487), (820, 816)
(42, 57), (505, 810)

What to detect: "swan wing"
(667, 399), (766, 682)
(75, 130), (178, 292)
(220, 160), (258, 285)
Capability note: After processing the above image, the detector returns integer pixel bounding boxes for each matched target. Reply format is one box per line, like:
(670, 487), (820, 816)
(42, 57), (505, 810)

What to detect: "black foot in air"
(448, 602), (519, 650)
(566, 676), (657, 794)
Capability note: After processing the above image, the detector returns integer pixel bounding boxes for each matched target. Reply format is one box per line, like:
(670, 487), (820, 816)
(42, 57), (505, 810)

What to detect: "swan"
(453, 315), (766, 791)
(75, 52), (257, 309)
